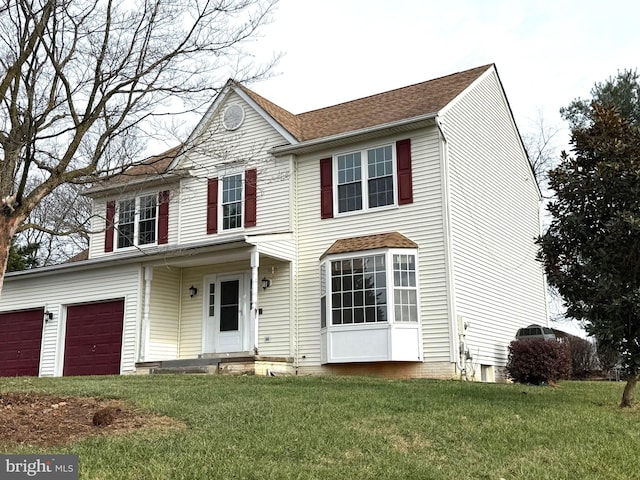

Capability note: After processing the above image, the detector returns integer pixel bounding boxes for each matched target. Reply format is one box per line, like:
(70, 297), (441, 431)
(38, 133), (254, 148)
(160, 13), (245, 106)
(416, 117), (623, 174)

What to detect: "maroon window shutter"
(104, 200), (116, 252)
(158, 191), (170, 244)
(396, 139), (413, 205)
(207, 178), (218, 234)
(244, 169), (257, 228)
(320, 157), (333, 219)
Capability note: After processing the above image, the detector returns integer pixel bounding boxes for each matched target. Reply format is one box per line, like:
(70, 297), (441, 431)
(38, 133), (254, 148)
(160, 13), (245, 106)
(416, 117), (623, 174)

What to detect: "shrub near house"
(507, 338), (572, 384)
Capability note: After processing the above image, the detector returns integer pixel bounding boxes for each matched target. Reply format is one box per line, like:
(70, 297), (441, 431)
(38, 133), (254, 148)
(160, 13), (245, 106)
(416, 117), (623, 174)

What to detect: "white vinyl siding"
(88, 201), (107, 259)
(295, 128), (451, 366)
(257, 261), (292, 357)
(177, 92), (293, 244)
(441, 69), (547, 368)
(0, 265), (141, 376)
(146, 266), (180, 360)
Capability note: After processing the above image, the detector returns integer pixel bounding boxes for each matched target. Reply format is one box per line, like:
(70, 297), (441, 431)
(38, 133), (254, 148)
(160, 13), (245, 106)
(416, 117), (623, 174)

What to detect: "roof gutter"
(272, 112), (438, 156)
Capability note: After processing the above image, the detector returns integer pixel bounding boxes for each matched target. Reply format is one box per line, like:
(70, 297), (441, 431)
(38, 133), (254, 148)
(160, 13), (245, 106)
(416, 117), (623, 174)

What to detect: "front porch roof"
(5, 235), (263, 280)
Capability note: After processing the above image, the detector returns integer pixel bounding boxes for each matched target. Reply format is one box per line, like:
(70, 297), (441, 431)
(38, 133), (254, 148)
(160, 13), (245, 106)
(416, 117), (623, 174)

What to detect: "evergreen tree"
(538, 103), (640, 407)
(7, 241), (39, 272)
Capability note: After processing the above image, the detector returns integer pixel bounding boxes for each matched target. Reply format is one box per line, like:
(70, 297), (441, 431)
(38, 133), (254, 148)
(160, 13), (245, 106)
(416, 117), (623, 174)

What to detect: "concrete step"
(150, 366), (216, 375)
(158, 358), (221, 368)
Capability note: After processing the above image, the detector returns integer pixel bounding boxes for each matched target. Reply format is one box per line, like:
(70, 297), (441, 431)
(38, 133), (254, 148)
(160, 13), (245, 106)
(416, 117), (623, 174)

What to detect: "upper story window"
(104, 191), (169, 253)
(207, 169), (257, 235)
(222, 174), (243, 230)
(320, 139), (412, 220)
(336, 145), (395, 214)
(117, 194), (157, 249)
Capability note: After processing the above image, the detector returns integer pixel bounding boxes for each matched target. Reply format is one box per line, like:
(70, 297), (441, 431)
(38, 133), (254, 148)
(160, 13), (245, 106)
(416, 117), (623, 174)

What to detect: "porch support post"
(250, 247), (260, 354)
(140, 266), (153, 362)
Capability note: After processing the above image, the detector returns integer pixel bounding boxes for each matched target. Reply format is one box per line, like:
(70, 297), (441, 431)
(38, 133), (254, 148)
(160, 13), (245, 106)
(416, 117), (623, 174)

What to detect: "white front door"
(204, 274), (246, 353)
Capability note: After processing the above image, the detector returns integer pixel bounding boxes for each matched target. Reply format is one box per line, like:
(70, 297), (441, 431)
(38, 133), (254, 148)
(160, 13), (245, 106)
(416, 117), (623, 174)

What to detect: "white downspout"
(436, 115), (463, 376)
(250, 247), (259, 354)
(140, 266), (153, 362)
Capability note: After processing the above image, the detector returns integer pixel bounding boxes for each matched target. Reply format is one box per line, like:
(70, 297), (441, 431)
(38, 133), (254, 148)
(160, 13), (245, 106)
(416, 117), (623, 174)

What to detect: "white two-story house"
(0, 64), (547, 381)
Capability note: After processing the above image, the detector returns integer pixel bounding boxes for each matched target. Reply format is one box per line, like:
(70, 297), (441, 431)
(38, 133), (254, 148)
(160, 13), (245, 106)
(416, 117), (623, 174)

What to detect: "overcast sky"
(243, 0), (640, 336)
(246, 0), (640, 151)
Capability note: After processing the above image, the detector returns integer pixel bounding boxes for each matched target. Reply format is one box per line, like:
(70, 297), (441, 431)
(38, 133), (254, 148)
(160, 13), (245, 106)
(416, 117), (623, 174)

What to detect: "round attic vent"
(222, 103), (245, 131)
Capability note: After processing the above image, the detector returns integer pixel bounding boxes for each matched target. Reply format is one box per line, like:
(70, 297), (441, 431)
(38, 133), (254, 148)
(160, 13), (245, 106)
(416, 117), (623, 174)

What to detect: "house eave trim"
(271, 113), (438, 156)
(4, 236), (248, 280)
(83, 171), (190, 198)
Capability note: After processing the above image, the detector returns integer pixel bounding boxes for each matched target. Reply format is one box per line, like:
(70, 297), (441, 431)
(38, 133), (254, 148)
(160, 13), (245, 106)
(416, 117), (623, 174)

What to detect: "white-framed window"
(222, 173), (243, 231)
(322, 249), (418, 327)
(320, 247), (422, 364)
(335, 144), (396, 214)
(117, 194), (157, 248)
(393, 254), (418, 322)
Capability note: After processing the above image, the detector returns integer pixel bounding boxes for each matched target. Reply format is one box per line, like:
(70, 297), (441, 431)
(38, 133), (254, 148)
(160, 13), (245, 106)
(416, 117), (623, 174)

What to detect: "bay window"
(320, 247), (422, 363)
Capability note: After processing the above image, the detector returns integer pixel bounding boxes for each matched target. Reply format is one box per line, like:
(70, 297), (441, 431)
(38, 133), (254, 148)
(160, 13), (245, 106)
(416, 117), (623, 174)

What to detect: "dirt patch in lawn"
(0, 391), (184, 448)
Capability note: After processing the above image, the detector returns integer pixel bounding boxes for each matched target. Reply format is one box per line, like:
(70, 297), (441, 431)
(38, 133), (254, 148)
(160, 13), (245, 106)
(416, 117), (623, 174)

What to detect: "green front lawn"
(1, 375), (638, 479)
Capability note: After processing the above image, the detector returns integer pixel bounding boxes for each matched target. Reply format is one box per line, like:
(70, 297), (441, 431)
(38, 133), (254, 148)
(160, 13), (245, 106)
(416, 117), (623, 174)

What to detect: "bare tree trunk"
(620, 374), (638, 408)
(0, 215), (19, 296)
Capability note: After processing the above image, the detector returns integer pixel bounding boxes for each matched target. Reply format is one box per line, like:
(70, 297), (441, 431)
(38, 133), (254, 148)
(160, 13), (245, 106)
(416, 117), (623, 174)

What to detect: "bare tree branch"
(0, 0), (279, 287)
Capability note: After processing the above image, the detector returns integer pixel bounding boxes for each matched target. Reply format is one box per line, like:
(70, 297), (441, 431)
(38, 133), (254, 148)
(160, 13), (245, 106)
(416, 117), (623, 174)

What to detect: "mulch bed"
(0, 391), (183, 448)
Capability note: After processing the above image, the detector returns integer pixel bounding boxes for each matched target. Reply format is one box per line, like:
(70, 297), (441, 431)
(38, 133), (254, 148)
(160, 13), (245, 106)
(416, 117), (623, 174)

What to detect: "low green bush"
(506, 338), (572, 384)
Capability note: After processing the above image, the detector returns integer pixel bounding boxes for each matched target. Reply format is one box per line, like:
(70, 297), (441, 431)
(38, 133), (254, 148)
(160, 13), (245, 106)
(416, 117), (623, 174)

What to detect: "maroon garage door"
(63, 299), (124, 376)
(0, 308), (44, 377)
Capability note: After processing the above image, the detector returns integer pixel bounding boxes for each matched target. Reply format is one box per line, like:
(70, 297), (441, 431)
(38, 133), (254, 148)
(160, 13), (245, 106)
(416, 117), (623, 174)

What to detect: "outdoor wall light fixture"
(189, 285), (198, 298)
(44, 311), (53, 322)
(261, 277), (271, 290)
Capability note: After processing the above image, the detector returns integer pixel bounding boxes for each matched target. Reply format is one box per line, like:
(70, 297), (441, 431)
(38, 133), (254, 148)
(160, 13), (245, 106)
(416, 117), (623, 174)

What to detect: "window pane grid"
(117, 196), (159, 248)
(367, 146), (393, 208)
(368, 176), (394, 208)
(138, 195), (157, 245)
(208, 283), (215, 317)
(117, 199), (135, 248)
(393, 254), (418, 322)
(337, 153), (362, 213)
(222, 174), (243, 230)
(393, 254), (416, 287)
(330, 254), (386, 325)
(336, 145), (395, 214)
